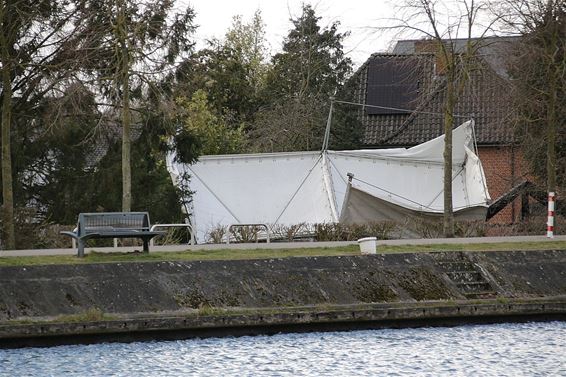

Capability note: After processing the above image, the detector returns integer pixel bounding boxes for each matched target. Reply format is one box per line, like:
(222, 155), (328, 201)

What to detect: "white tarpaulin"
(166, 120), (490, 242)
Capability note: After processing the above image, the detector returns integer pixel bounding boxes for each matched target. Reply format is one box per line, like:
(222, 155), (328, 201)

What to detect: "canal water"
(1, 321), (564, 376)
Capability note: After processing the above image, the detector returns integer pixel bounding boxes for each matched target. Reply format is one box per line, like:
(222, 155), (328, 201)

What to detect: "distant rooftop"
(392, 36), (521, 79)
(348, 36), (519, 147)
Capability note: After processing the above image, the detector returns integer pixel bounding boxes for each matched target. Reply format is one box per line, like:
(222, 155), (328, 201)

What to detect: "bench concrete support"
(77, 239), (85, 258)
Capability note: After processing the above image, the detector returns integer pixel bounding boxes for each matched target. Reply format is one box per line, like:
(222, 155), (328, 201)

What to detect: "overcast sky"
(184, 0), (399, 67)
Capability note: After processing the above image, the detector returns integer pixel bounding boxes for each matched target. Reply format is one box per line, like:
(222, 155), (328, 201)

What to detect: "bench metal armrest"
(60, 231), (79, 240)
(81, 232), (101, 240)
(149, 224), (195, 246)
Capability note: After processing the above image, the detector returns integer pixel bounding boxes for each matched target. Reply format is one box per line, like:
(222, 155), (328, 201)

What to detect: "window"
(365, 56), (420, 115)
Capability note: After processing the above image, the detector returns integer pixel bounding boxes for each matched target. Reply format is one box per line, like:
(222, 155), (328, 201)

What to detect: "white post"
(321, 152), (339, 222)
(547, 192), (555, 238)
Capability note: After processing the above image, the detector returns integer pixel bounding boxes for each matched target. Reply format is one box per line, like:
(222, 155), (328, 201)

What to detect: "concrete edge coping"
(1, 297), (564, 348)
(1, 235), (566, 257)
(1, 296), (565, 330)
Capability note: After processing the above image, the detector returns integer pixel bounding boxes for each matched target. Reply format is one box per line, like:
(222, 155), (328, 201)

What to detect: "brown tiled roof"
(350, 38), (517, 147)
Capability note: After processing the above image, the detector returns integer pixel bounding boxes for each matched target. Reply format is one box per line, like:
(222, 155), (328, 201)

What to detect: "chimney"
(415, 39), (447, 75)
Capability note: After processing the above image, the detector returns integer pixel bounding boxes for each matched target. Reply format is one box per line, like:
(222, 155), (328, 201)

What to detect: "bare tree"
(383, 0), (498, 237)
(497, 0), (566, 197)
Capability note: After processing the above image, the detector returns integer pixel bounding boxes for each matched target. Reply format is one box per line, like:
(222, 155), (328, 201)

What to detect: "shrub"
(270, 223), (309, 242)
(206, 224), (227, 243)
(314, 221), (396, 241)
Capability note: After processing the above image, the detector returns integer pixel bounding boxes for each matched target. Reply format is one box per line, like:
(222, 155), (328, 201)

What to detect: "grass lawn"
(0, 240), (565, 267)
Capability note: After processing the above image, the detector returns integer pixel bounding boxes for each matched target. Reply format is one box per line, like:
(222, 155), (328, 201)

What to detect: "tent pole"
(322, 97), (334, 151)
(321, 96), (339, 222)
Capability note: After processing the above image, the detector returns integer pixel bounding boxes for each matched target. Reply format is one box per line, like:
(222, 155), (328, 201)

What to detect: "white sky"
(184, 0), (399, 67)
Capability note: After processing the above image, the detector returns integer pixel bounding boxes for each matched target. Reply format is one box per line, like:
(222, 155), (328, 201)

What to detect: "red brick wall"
(477, 146), (528, 223)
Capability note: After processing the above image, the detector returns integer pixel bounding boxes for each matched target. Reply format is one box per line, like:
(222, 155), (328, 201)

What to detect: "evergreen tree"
(225, 11), (270, 94)
(0, 0), (96, 248)
(172, 10), (269, 135)
(249, 4), (356, 152)
(176, 90), (244, 157)
(76, 0), (195, 211)
(0, 0), (197, 248)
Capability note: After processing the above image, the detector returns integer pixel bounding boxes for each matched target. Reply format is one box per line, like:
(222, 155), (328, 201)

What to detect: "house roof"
(392, 37), (518, 79)
(349, 37), (518, 147)
(86, 114), (144, 169)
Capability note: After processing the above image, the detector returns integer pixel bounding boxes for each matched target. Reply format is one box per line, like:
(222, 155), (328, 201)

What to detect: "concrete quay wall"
(0, 249), (564, 347)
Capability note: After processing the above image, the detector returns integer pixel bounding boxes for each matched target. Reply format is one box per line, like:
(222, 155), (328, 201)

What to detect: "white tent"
(166, 120), (490, 242)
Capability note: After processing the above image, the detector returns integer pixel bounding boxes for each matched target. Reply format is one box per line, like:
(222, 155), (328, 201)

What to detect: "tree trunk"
(545, 17), (560, 235)
(443, 79), (456, 238)
(0, 1), (15, 249)
(546, 21), (558, 196)
(121, 61), (131, 212)
(117, 0), (131, 212)
(546, 73), (557, 236)
(547, 90), (556, 194)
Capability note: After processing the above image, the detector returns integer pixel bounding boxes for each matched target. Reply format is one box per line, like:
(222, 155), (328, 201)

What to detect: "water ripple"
(1, 321), (565, 376)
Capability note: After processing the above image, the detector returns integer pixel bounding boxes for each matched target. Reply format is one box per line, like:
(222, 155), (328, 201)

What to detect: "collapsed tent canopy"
(166, 121), (490, 242)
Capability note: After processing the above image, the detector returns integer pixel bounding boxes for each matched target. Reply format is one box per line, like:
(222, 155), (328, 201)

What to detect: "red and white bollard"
(547, 192), (556, 238)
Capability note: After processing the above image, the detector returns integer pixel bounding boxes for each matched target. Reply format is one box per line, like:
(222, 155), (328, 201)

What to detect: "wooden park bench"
(60, 212), (166, 257)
